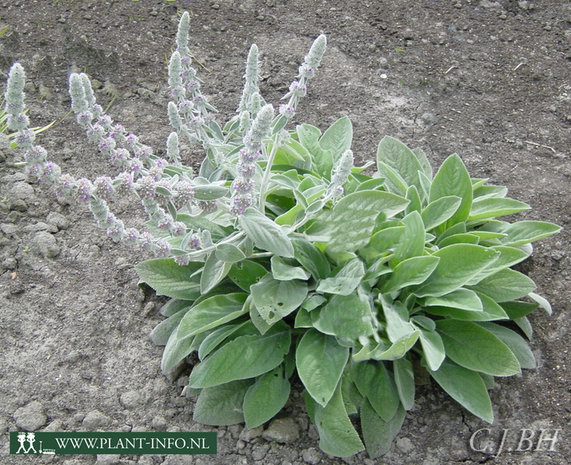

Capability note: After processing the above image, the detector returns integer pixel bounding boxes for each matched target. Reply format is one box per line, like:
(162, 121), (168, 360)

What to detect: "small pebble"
(262, 417), (300, 443)
(14, 401), (47, 431)
(33, 231), (60, 258)
(82, 410), (111, 430)
(120, 390), (143, 410)
(302, 447), (322, 464)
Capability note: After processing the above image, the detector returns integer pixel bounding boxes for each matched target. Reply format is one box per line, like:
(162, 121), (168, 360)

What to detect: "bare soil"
(0, 1), (569, 464)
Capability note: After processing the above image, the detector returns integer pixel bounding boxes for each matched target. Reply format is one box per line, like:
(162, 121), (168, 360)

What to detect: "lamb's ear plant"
(5, 11), (561, 459)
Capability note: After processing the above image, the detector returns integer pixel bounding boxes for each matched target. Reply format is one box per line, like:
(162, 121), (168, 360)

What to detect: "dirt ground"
(0, 1), (569, 464)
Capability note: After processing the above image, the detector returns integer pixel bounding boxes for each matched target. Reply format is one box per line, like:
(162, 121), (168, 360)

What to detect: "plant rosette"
(4, 11), (561, 459)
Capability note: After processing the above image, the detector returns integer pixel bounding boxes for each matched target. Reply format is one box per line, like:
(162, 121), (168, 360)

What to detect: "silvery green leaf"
(313, 383), (365, 457)
(429, 154), (473, 227)
(198, 321), (252, 360)
(413, 147), (433, 179)
(468, 268), (535, 302)
(296, 329), (349, 407)
(251, 275), (308, 325)
(302, 294), (327, 311)
(369, 332), (420, 361)
(243, 366), (291, 429)
(193, 380), (252, 426)
(426, 359), (493, 423)
(189, 323), (291, 388)
(468, 197), (531, 221)
(424, 288), (483, 312)
(498, 220), (561, 246)
(292, 238), (331, 280)
(381, 255), (440, 293)
(436, 319), (520, 376)
(351, 361), (400, 422)
(464, 245), (529, 285)
(392, 211), (425, 263)
(414, 244), (500, 298)
(477, 323), (536, 369)
(425, 291), (508, 322)
(376, 160), (408, 196)
(215, 243), (246, 263)
(419, 329), (445, 371)
(439, 233), (480, 248)
(193, 183), (229, 200)
(421, 196), (462, 230)
(200, 253), (231, 294)
(270, 255), (311, 281)
(312, 292), (375, 340)
(177, 293), (249, 339)
(228, 260), (268, 291)
(361, 400), (406, 459)
(136, 258), (202, 300)
(317, 258), (365, 296)
(319, 116), (353, 164)
(405, 185), (422, 214)
(393, 357), (415, 410)
(528, 292), (552, 315)
(239, 207), (295, 258)
(297, 123), (333, 178)
(377, 136), (423, 189)
(150, 305), (192, 346)
(313, 190), (409, 253)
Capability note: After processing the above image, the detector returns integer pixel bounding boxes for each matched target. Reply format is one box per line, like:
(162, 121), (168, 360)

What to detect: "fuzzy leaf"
(215, 243), (246, 263)
(419, 329), (446, 371)
(239, 207), (294, 257)
(361, 400), (406, 459)
(352, 361), (400, 422)
(392, 211), (425, 263)
(414, 244), (500, 297)
(243, 366), (291, 428)
(150, 305), (192, 346)
(314, 383), (365, 457)
(468, 268), (536, 302)
(319, 116), (353, 164)
(436, 319), (520, 376)
(136, 259), (202, 300)
(177, 293), (248, 339)
(193, 380), (252, 425)
(251, 275), (308, 325)
(381, 255), (439, 293)
(468, 197), (530, 221)
(478, 323), (536, 369)
(393, 357), (415, 410)
(296, 329), (349, 407)
(377, 136), (423, 189)
(317, 258), (365, 295)
(200, 253), (231, 294)
(427, 359), (493, 423)
(429, 154), (472, 226)
(270, 255), (310, 281)
(228, 260), (267, 291)
(315, 190), (409, 253)
(292, 238), (331, 279)
(421, 196), (462, 230)
(312, 292), (375, 341)
(499, 220), (561, 246)
(188, 324), (291, 388)
(424, 288), (483, 312)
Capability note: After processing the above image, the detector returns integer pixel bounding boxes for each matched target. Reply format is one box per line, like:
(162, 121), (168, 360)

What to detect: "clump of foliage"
(5, 11), (561, 459)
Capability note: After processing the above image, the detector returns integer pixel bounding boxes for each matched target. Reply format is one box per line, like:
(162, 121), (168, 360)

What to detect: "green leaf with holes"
(251, 275), (308, 325)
